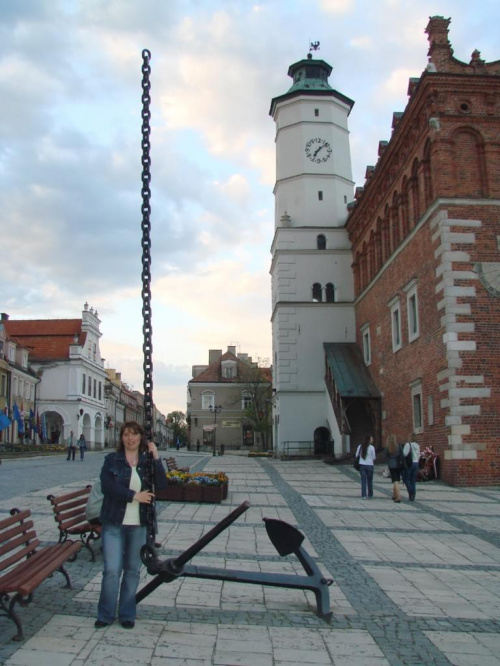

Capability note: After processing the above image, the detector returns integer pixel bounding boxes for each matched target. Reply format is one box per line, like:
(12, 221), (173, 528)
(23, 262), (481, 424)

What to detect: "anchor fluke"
(263, 518), (305, 556)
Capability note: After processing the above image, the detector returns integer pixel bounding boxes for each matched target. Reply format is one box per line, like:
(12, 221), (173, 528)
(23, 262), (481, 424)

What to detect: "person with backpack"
(384, 434), (403, 503)
(355, 435), (376, 499)
(402, 433), (420, 501)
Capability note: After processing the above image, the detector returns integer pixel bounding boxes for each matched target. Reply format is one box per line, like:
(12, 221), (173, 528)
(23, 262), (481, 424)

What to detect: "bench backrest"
(48, 486), (92, 532)
(0, 509), (40, 574)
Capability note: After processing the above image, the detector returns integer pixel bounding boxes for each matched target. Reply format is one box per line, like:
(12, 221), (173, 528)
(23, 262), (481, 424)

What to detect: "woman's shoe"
(394, 499), (401, 503)
(94, 620), (109, 628)
(121, 620), (135, 629)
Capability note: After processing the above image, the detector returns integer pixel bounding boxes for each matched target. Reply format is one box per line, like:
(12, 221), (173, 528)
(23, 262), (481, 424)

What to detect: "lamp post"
(208, 404), (222, 457)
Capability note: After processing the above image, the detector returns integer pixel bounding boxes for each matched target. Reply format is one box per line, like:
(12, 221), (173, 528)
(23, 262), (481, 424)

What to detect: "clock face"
(305, 138), (332, 163)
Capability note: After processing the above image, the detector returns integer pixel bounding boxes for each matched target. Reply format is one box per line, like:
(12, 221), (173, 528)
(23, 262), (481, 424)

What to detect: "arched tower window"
(317, 234), (326, 250)
(312, 283), (322, 302)
(325, 283), (335, 302)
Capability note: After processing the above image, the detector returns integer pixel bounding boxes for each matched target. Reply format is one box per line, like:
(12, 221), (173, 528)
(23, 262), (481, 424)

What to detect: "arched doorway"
(44, 411), (64, 444)
(314, 426), (332, 455)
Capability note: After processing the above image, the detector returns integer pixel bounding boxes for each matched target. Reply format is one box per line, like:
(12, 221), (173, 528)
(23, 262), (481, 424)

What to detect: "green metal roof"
(324, 343), (380, 398)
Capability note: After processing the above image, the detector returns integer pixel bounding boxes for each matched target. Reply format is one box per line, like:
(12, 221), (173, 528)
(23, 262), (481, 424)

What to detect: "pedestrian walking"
(402, 433), (420, 501)
(66, 431), (76, 461)
(355, 435), (376, 499)
(196, 438), (200, 453)
(78, 433), (87, 460)
(385, 434), (403, 503)
(94, 421), (167, 630)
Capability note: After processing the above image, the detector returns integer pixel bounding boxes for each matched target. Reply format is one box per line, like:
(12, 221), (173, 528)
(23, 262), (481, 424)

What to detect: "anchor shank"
(172, 500), (250, 569)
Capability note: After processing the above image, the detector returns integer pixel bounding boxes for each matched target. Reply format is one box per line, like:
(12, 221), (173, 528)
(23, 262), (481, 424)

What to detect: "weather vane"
(309, 41), (320, 52)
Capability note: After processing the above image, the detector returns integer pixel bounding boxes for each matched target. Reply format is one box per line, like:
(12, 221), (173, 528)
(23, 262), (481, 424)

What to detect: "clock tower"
(269, 53), (356, 456)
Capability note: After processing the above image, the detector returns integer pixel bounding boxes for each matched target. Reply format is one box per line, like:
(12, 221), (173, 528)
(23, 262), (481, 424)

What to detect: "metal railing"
(282, 440), (334, 458)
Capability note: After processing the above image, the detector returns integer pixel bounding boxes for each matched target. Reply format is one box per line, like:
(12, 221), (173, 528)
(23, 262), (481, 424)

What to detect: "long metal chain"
(141, 48), (154, 441)
(140, 48), (157, 561)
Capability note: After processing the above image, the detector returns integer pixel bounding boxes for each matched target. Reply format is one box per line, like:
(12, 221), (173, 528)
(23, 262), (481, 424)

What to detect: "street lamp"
(208, 404), (222, 457)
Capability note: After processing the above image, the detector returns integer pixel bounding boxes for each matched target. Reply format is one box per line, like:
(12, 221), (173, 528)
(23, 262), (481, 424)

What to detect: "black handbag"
(353, 455), (360, 471)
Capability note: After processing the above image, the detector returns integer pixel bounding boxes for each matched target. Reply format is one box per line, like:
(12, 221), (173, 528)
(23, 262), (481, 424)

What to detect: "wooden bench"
(165, 457), (190, 473)
(0, 508), (81, 641)
(47, 486), (101, 562)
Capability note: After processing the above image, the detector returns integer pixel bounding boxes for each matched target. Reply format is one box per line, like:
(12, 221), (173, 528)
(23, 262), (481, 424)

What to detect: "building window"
(0, 374), (6, 397)
(13, 377), (17, 396)
(202, 393), (215, 410)
(411, 382), (423, 433)
(317, 234), (326, 250)
(93, 379), (97, 398)
(88, 376), (92, 396)
(312, 283), (322, 302)
(8, 345), (15, 362)
(0, 341), (3, 358)
(361, 326), (371, 365)
(405, 281), (419, 342)
(325, 283), (335, 303)
(22, 351), (28, 368)
(314, 108), (319, 117)
(93, 343), (97, 361)
(242, 393), (252, 409)
(390, 299), (402, 352)
(222, 363), (237, 379)
(82, 373), (86, 394)
(318, 191), (323, 201)
(99, 382), (102, 401)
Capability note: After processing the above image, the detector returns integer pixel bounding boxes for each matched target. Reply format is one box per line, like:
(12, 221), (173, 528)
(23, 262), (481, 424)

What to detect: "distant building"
(4, 303), (106, 449)
(0, 315), (39, 443)
(188, 345), (272, 454)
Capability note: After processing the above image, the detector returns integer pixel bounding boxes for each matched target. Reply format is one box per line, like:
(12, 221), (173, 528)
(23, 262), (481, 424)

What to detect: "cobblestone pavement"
(1, 455), (500, 665)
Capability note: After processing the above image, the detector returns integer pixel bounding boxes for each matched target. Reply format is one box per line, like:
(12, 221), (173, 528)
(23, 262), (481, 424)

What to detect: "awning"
(324, 343), (381, 399)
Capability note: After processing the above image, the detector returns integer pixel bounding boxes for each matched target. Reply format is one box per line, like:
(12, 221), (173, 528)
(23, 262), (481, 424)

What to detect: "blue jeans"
(97, 524), (146, 623)
(360, 465), (374, 498)
(404, 462), (419, 498)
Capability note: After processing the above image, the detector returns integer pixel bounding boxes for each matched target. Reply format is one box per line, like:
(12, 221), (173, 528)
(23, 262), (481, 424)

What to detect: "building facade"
(4, 304), (107, 449)
(188, 345), (272, 453)
(346, 17), (500, 486)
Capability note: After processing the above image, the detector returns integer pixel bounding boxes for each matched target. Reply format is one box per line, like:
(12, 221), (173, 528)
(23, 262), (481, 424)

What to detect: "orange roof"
(4, 319), (86, 362)
(190, 351), (271, 384)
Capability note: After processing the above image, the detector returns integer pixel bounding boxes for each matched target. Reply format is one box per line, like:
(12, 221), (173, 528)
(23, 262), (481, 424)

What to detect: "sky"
(1, 0), (498, 416)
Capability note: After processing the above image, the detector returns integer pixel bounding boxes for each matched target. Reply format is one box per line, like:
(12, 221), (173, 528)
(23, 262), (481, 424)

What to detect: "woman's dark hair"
(361, 435), (372, 459)
(117, 421), (147, 453)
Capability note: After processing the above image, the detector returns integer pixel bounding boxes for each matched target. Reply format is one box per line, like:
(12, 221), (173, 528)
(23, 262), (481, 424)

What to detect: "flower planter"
(202, 486), (223, 503)
(183, 485), (203, 503)
(156, 486), (184, 502)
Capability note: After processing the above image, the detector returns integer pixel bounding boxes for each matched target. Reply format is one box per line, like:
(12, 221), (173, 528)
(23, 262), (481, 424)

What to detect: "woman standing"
(78, 433), (86, 460)
(356, 435), (376, 499)
(402, 433), (420, 501)
(95, 421), (167, 629)
(385, 434), (403, 503)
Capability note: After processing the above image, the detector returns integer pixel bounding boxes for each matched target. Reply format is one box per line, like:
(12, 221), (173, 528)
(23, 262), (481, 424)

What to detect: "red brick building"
(346, 17), (500, 485)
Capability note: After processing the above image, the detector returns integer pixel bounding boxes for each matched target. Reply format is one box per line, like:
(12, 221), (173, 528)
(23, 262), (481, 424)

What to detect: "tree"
(239, 364), (273, 450)
(167, 411), (188, 445)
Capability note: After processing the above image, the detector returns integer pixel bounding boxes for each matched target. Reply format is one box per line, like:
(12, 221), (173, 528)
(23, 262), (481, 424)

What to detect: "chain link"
(140, 48), (157, 558)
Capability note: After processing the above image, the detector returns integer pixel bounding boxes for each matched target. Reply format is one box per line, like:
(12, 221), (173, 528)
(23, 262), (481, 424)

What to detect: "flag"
(0, 412), (11, 432)
(13, 403), (24, 435)
(41, 412), (47, 441)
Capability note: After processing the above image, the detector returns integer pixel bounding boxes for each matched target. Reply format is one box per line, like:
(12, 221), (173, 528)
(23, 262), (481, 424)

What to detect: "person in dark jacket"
(385, 434), (403, 503)
(95, 421), (167, 629)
